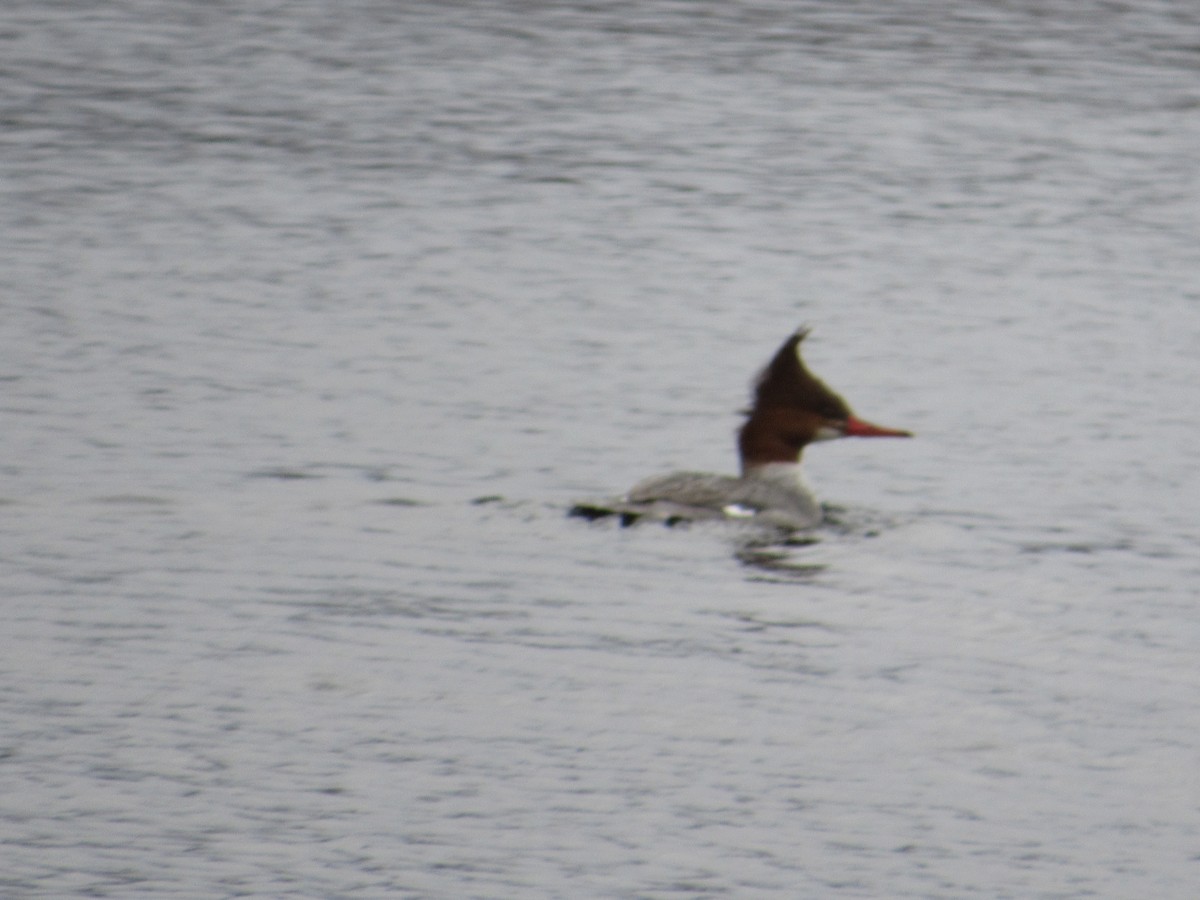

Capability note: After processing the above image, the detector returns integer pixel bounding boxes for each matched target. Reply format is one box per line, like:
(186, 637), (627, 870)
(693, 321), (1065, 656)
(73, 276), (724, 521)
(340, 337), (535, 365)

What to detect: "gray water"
(4, 1), (1200, 896)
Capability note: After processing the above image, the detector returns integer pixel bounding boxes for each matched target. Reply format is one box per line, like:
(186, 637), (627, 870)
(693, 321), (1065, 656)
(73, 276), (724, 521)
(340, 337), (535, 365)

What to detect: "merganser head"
(737, 327), (911, 472)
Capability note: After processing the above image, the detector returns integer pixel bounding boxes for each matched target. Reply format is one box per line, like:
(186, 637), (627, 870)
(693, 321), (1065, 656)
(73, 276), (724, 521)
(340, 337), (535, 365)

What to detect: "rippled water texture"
(3, 1), (1200, 896)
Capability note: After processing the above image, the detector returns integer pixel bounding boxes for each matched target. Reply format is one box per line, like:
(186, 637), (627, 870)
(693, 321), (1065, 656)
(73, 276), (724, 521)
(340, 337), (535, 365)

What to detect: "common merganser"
(571, 327), (911, 530)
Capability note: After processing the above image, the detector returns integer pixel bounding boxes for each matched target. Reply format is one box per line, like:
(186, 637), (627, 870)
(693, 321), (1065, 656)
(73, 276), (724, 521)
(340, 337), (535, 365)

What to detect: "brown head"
(737, 327), (911, 473)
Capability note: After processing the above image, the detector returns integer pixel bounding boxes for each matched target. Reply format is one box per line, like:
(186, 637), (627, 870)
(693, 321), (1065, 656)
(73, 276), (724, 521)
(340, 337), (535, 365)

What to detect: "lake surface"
(3, 1), (1200, 896)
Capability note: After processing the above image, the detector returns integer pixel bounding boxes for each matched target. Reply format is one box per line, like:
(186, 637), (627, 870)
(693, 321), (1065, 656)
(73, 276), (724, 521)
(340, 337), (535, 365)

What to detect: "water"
(3, 0), (1200, 896)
